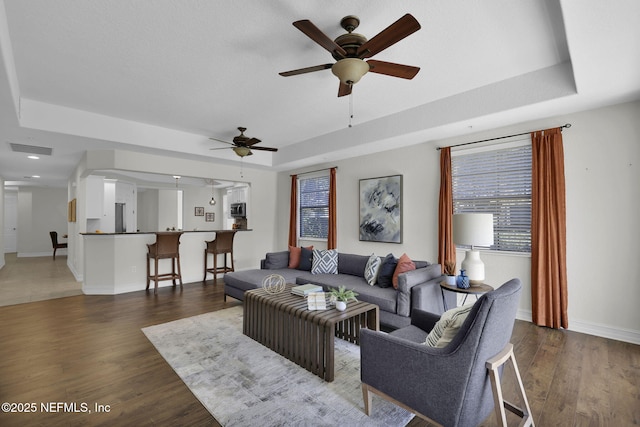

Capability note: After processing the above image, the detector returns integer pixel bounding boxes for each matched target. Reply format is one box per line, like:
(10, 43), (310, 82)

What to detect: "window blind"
(452, 144), (532, 253)
(299, 175), (329, 239)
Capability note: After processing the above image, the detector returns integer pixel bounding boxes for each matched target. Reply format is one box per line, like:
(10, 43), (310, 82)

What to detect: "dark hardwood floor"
(0, 280), (638, 426)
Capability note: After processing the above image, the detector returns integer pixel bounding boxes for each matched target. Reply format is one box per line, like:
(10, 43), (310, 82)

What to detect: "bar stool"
(203, 230), (237, 283)
(146, 232), (183, 294)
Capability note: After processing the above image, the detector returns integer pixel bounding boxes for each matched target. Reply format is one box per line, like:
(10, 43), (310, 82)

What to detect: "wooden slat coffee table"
(243, 284), (379, 382)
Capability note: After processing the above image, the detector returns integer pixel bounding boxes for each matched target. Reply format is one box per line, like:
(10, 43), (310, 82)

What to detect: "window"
(298, 174), (330, 239)
(452, 141), (532, 253)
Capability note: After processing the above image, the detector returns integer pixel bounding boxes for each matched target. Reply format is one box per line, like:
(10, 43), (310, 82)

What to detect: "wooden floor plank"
(608, 339), (640, 425)
(575, 334), (613, 426)
(0, 280), (230, 426)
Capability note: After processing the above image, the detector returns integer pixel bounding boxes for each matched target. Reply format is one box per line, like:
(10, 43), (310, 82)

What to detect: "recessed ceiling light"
(27, 155), (40, 160)
(32, 175), (40, 178)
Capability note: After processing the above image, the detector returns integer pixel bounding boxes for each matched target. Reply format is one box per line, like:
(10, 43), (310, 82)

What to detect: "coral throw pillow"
(392, 253), (416, 289)
(288, 245), (313, 269)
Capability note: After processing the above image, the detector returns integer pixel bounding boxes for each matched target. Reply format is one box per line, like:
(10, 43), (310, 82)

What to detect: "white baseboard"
(517, 309), (640, 345)
(67, 261), (83, 282)
(569, 318), (640, 345)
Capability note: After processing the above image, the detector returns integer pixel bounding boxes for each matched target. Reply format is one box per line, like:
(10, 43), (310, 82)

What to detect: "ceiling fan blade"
(208, 137), (234, 145)
(367, 60), (420, 79)
(250, 146), (278, 152)
(338, 82), (352, 97)
(293, 20), (347, 58)
(244, 137), (262, 147)
(356, 14), (421, 59)
(279, 63), (333, 77)
(209, 147), (232, 151)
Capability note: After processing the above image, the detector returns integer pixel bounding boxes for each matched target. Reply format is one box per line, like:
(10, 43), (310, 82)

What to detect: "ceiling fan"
(209, 127), (278, 157)
(279, 14), (421, 97)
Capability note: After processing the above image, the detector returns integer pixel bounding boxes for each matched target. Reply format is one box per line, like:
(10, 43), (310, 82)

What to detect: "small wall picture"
(195, 207), (204, 216)
(68, 198), (77, 222)
(359, 174), (402, 243)
(205, 212), (215, 222)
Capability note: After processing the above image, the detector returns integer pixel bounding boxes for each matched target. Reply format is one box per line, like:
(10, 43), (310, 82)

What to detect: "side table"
(440, 282), (494, 311)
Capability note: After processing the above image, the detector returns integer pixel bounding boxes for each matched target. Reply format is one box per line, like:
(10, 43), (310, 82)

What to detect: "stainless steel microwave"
(230, 202), (246, 218)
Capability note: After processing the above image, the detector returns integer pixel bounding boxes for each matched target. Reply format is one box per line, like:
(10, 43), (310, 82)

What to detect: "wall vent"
(9, 143), (53, 156)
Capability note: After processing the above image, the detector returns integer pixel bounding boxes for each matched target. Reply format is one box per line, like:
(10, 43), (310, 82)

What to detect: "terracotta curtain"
(438, 147), (456, 273)
(327, 168), (337, 249)
(531, 127), (568, 329)
(288, 174), (297, 247)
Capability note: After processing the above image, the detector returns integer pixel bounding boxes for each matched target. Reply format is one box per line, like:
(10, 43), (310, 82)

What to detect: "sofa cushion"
(377, 253), (397, 288)
(264, 251), (289, 269)
(295, 273), (397, 314)
(337, 253), (370, 277)
(299, 247), (314, 271)
(424, 304), (474, 348)
(364, 254), (381, 286)
(414, 260), (430, 269)
(312, 249), (338, 274)
(393, 253), (416, 289)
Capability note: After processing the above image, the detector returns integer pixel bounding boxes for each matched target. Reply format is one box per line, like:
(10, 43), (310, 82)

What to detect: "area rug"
(142, 306), (414, 426)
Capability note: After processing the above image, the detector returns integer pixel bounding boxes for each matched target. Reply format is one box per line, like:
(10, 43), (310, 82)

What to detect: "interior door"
(4, 191), (18, 253)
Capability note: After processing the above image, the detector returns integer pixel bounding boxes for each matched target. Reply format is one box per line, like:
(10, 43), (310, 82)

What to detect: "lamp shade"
(453, 213), (494, 247)
(331, 58), (370, 85)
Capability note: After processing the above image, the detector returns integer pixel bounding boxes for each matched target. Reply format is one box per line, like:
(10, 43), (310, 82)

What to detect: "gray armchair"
(360, 278), (533, 426)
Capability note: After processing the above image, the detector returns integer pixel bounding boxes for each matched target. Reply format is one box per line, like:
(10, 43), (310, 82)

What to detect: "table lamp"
(453, 213), (494, 285)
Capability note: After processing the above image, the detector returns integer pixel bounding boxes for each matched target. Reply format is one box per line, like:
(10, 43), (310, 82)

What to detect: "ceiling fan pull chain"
(349, 88), (354, 128)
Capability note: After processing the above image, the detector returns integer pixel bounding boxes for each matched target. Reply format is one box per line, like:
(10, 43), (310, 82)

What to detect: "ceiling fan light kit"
(280, 14), (421, 97)
(331, 58), (369, 85)
(232, 146), (252, 157)
(209, 127), (277, 158)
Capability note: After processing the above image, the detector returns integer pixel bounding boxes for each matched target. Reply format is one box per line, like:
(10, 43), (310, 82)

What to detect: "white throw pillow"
(311, 249), (338, 274)
(364, 254), (381, 286)
(424, 304), (473, 348)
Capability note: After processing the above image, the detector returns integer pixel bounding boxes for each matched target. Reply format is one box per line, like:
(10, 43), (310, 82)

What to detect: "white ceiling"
(1, 0), (639, 188)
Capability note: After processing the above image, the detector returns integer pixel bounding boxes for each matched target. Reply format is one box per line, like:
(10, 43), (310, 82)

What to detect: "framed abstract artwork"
(205, 212), (215, 222)
(195, 207), (204, 216)
(359, 175), (402, 243)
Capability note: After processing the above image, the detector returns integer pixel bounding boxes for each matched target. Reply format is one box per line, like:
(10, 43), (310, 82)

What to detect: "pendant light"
(208, 179), (216, 206)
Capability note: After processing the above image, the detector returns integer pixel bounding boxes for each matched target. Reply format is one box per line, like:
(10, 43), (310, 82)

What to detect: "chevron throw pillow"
(424, 304), (473, 348)
(364, 254), (381, 286)
(311, 249), (338, 274)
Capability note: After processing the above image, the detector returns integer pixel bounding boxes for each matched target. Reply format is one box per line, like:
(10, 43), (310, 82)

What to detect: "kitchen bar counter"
(81, 229), (251, 235)
(82, 230), (248, 295)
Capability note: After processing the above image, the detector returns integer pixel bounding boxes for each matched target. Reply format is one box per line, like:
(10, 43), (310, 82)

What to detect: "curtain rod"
(436, 123), (571, 150)
(290, 166), (337, 177)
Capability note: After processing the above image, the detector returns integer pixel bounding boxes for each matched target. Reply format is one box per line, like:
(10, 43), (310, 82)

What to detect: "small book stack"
(307, 292), (327, 311)
(291, 284), (323, 296)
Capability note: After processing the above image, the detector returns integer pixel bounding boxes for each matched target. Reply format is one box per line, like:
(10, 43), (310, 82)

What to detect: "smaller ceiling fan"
(279, 14), (421, 97)
(209, 127), (278, 157)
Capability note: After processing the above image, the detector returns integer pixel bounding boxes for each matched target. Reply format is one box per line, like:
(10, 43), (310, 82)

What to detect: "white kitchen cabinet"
(228, 186), (248, 204)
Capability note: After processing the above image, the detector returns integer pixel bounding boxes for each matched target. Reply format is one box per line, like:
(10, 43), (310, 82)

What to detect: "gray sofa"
(223, 250), (455, 330)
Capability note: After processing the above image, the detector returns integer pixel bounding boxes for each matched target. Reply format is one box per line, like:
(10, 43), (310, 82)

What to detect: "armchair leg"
(362, 383), (372, 416)
(361, 382), (441, 425)
(486, 343), (534, 427)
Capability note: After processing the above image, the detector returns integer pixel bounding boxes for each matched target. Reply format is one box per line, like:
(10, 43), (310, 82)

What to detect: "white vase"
(336, 301), (347, 311)
(445, 275), (456, 286)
